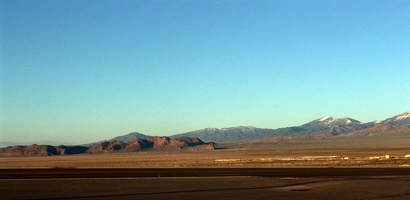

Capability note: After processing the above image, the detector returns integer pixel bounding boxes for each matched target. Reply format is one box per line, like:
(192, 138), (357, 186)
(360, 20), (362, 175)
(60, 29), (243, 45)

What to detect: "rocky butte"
(0, 137), (215, 156)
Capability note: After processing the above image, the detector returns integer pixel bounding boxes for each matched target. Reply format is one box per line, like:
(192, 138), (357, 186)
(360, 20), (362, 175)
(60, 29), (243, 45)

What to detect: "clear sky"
(1, 0), (409, 145)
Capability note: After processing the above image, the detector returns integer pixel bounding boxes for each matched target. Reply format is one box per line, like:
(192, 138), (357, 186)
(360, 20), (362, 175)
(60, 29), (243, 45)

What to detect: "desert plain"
(1, 135), (410, 199)
(1, 135), (410, 168)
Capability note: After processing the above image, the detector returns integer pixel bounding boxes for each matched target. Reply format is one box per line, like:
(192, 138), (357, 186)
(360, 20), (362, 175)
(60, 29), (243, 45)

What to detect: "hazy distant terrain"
(1, 134), (410, 168)
(1, 112), (409, 157)
(170, 112), (410, 143)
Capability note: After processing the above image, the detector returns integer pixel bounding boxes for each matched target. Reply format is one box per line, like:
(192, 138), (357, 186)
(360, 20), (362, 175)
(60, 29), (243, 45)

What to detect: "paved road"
(1, 168), (410, 200)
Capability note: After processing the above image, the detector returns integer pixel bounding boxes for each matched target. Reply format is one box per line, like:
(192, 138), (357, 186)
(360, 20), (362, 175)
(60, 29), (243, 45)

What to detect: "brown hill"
(146, 136), (171, 149)
(56, 145), (89, 155)
(0, 145), (58, 156)
(88, 137), (215, 153)
(163, 137), (215, 150)
(87, 140), (127, 153)
(125, 138), (154, 151)
(0, 136), (215, 156)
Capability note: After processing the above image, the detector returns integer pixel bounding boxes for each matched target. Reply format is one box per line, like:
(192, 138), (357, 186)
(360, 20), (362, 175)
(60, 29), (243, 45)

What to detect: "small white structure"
(370, 156), (380, 160)
(215, 159), (241, 162)
(385, 155), (391, 159)
(405, 155), (410, 158)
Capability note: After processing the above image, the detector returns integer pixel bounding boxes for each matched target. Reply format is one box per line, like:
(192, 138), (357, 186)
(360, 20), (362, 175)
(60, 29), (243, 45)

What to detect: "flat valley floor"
(1, 136), (410, 199)
(1, 168), (410, 200)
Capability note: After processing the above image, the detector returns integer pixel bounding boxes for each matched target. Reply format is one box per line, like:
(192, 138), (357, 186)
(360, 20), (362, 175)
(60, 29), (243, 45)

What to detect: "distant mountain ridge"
(2, 111), (409, 150)
(300, 117), (362, 130)
(110, 132), (149, 143)
(249, 124), (410, 144)
(169, 112), (410, 143)
(299, 116), (373, 136)
(84, 132), (149, 147)
(169, 126), (306, 143)
(341, 124), (410, 137)
(381, 112), (410, 126)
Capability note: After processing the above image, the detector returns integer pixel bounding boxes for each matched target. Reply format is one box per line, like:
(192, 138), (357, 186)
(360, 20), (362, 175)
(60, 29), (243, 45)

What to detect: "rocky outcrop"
(0, 136), (215, 156)
(87, 140), (127, 153)
(88, 137), (215, 153)
(56, 145), (89, 155)
(125, 138), (154, 151)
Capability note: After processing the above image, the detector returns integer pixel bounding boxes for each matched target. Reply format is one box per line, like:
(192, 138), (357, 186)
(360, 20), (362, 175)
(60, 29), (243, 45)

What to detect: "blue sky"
(1, 0), (409, 145)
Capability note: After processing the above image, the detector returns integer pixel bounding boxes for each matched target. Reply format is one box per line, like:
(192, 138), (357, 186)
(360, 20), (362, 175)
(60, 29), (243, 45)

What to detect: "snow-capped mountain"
(89, 112), (410, 144)
(298, 116), (371, 136)
(169, 126), (307, 143)
(381, 112), (410, 126)
(301, 116), (362, 130)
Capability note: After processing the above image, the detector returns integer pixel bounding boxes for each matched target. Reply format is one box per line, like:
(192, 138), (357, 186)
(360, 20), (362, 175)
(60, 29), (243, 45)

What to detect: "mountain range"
(169, 112), (410, 143)
(1, 112), (409, 156)
(88, 112), (410, 144)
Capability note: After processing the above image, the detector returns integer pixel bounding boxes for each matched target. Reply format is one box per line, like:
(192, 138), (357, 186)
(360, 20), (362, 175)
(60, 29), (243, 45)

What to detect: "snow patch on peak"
(221, 126), (256, 131)
(319, 116), (333, 122)
(314, 116), (361, 126)
(318, 116), (337, 124)
(395, 112), (410, 120)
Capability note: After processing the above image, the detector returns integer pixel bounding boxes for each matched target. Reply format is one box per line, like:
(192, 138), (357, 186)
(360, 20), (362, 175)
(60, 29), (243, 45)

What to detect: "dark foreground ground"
(1, 168), (410, 200)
